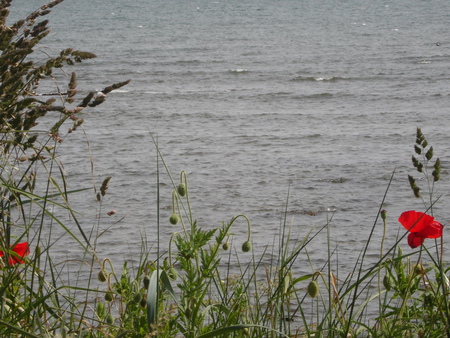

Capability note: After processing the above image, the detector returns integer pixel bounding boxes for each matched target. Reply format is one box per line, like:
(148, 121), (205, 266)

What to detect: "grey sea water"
(8, 0), (450, 280)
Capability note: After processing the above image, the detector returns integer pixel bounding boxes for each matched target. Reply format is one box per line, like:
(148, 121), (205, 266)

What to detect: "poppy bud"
(168, 267), (178, 281)
(143, 275), (150, 289)
(105, 291), (114, 302)
(106, 313), (114, 325)
(380, 210), (387, 221)
(413, 263), (423, 275)
(425, 147), (433, 161)
(307, 280), (319, 298)
(133, 292), (142, 304)
(222, 242), (230, 250)
(98, 270), (107, 282)
(383, 275), (391, 291)
(242, 241), (252, 252)
(177, 183), (186, 197)
(169, 214), (179, 225)
(243, 328), (250, 336)
(140, 295), (147, 308)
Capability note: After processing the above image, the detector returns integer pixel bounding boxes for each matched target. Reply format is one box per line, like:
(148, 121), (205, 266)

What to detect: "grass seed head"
(100, 176), (111, 196)
(425, 146), (433, 161)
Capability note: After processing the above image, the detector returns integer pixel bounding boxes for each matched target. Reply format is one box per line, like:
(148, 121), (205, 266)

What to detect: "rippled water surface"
(8, 0), (450, 278)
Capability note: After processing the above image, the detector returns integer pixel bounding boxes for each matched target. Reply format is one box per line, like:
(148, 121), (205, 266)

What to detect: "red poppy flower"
(0, 242), (30, 265)
(398, 211), (443, 248)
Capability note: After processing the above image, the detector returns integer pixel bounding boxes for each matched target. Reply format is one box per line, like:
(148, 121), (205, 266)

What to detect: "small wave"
(292, 92), (334, 99)
(314, 177), (349, 183)
(228, 69), (249, 73)
(291, 75), (342, 82)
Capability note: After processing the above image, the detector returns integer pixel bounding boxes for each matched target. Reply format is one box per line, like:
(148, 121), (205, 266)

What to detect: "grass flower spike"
(398, 210), (444, 248)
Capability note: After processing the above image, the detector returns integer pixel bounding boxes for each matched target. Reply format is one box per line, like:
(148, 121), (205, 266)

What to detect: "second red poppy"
(398, 210), (443, 249)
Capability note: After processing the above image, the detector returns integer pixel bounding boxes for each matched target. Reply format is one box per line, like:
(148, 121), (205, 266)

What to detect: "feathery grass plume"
(100, 176), (112, 196)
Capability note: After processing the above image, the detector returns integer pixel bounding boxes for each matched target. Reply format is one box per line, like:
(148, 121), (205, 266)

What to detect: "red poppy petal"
(418, 221), (443, 239)
(398, 210), (435, 233)
(12, 242), (30, 258)
(407, 233), (424, 249)
(0, 242), (30, 265)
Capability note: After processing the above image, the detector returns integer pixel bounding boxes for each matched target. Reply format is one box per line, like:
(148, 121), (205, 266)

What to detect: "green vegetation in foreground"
(1, 1), (449, 337)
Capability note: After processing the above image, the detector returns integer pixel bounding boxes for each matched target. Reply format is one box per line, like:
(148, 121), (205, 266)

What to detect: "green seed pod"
(105, 291), (114, 302)
(169, 214), (179, 225)
(425, 146), (433, 161)
(106, 313), (114, 325)
(242, 241), (252, 252)
(307, 280), (319, 298)
(143, 275), (150, 289)
(383, 275), (391, 291)
(98, 270), (107, 282)
(222, 242), (230, 250)
(177, 183), (186, 197)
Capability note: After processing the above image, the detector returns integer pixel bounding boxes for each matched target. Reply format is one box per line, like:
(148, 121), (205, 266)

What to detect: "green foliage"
(2, 1), (450, 337)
